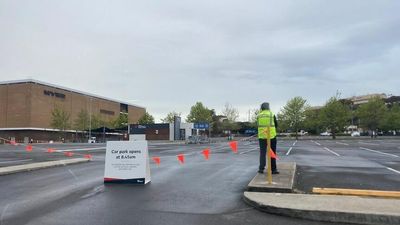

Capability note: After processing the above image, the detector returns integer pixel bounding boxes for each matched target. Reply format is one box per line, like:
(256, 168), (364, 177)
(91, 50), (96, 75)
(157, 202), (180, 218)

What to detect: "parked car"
(351, 131), (360, 137)
(186, 135), (209, 144)
(320, 132), (332, 136)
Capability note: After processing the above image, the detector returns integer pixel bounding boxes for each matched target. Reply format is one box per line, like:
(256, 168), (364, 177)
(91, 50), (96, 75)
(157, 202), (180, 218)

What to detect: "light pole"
(88, 97), (92, 143)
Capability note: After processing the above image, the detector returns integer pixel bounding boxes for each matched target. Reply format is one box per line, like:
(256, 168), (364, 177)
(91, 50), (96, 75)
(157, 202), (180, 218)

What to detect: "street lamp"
(88, 97), (93, 143)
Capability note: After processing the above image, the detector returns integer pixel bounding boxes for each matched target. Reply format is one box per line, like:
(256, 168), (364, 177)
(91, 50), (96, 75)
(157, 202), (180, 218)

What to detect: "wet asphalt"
(0, 138), (399, 225)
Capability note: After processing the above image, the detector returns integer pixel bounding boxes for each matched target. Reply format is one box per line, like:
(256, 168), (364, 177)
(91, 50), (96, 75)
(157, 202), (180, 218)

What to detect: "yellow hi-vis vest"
(257, 110), (277, 139)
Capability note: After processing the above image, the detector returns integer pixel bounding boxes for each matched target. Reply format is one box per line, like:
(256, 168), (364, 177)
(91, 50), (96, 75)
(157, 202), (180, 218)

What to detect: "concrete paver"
(247, 162), (296, 193)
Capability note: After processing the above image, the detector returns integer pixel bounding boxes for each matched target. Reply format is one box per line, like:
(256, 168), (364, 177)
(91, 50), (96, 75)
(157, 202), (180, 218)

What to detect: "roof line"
(0, 79), (145, 109)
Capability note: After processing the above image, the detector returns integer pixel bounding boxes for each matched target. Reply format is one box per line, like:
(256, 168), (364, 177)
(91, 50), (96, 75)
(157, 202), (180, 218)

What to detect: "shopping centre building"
(0, 79), (146, 142)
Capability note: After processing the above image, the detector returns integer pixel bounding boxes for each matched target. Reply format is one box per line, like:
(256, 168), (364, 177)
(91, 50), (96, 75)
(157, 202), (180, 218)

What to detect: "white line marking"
(359, 141), (379, 146)
(0, 159), (33, 164)
(57, 147), (105, 152)
(336, 141), (349, 146)
(359, 147), (399, 158)
(286, 147), (293, 156)
(0, 204), (9, 225)
(323, 147), (340, 156)
(68, 169), (79, 180)
(239, 147), (259, 155)
(292, 140), (297, 146)
(386, 167), (400, 175)
(314, 141), (321, 146)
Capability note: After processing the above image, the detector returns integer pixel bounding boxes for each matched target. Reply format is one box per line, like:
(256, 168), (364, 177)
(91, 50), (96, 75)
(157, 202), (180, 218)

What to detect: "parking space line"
(57, 147), (105, 152)
(0, 159), (33, 164)
(1, 204), (10, 225)
(286, 147), (293, 156)
(292, 140), (297, 146)
(239, 147), (259, 155)
(323, 147), (340, 156)
(359, 141), (379, 146)
(313, 141), (321, 146)
(386, 167), (400, 175)
(336, 141), (349, 146)
(359, 147), (399, 158)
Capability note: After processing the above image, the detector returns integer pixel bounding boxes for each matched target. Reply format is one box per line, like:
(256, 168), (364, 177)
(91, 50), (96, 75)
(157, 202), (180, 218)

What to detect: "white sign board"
(104, 141), (151, 184)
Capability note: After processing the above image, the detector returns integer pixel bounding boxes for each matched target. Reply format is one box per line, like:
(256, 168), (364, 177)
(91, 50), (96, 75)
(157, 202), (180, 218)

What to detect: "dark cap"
(261, 102), (270, 110)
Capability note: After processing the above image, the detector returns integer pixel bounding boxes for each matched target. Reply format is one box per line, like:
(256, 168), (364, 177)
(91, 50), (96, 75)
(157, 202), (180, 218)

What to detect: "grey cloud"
(1, 0), (400, 121)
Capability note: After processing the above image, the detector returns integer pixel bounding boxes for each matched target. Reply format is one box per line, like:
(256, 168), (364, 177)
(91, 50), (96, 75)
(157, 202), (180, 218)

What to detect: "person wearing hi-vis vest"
(257, 102), (279, 174)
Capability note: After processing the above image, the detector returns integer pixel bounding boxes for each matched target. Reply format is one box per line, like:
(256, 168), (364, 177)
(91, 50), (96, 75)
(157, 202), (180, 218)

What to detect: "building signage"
(100, 109), (115, 115)
(104, 141), (151, 184)
(43, 90), (66, 99)
(194, 123), (209, 129)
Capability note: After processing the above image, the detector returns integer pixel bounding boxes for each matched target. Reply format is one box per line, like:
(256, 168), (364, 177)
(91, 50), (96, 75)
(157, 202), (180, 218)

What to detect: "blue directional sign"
(194, 123), (209, 129)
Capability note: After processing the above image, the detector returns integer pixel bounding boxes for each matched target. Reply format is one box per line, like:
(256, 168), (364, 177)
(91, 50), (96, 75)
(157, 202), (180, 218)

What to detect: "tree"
(186, 102), (212, 123)
(161, 111), (181, 123)
(279, 97), (308, 140)
(381, 103), (400, 132)
(303, 107), (322, 135)
(221, 103), (239, 122)
(113, 114), (128, 128)
(381, 104), (400, 132)
(276, 112), (290, 134)
(220, 103), (240, 131)
(319, 96), (350, 139)
(74, 109), (90, 131)
(357, 97), (387, 132)
(138, 112), (155, 124)
(249, 108), (260, 128)
(51, 105), (70, 140)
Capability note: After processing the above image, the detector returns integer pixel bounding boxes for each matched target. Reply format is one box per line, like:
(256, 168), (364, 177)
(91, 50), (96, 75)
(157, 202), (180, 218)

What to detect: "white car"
(320, 132), (332, 136)
(351, 131), (360, 137)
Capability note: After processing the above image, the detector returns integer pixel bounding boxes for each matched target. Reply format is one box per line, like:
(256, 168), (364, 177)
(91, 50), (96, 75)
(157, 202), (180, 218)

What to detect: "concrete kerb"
(0, 158), (90, 176)
(243, 192), (400, 225)
(243, 161), (400, 225)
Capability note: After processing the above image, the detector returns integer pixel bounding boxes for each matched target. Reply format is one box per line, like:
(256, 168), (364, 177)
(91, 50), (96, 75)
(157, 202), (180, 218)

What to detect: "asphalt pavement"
(0, 138), (399, 225)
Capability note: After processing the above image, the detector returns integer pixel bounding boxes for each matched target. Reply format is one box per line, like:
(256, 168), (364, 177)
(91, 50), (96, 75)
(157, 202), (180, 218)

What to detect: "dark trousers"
(259, 138), (277, 172)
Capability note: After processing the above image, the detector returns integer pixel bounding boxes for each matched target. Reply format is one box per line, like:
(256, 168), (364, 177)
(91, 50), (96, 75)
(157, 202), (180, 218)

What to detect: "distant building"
(0, 79), (146, 142)
(345, 93), (387, 106)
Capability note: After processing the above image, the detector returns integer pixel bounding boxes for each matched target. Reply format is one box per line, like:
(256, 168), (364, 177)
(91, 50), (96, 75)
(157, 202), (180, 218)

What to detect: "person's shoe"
(257, 170), (264, 174)
(272, 170), (280, 174)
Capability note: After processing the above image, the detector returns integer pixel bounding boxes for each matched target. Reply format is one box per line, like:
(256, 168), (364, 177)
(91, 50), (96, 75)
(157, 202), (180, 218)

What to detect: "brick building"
(0, 79), (146, 142)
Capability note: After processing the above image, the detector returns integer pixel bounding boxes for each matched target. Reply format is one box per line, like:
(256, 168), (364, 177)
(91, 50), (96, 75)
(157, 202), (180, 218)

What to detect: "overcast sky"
(1, 0), (399, 122)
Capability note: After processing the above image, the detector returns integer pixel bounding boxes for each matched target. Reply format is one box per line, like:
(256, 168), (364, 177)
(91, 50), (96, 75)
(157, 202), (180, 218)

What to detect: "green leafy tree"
(279, 97), (308, 140)
(113, 114), (128, 128)
(319, 96), (350, 139)
(138, 112), (155, 124)
(51, 105), (71, 140)
(51, 106), (70, 131)
(161, 111), (181, 123)
(276, 112), (290, 134)
(357, 97), (387, 132)
(186, 102), (212, 123)
(74, 109), (90, 131)
(381, 104), (400, 132)
(303, 107), (322, 135)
